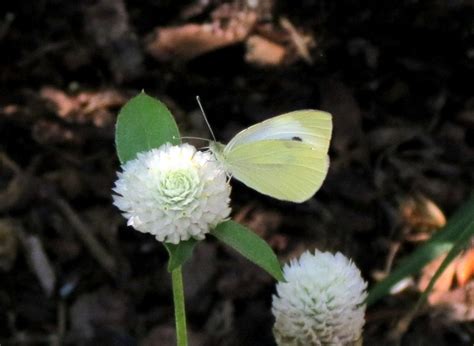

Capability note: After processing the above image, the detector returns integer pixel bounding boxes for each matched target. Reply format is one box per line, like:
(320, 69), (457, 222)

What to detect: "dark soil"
(1, 0), (473, 345)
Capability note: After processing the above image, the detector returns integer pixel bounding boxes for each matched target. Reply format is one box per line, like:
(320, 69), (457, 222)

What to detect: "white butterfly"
(209, 110), (332, 202)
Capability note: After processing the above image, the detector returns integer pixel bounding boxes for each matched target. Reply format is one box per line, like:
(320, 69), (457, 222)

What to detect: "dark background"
(0, 0), (473, 345)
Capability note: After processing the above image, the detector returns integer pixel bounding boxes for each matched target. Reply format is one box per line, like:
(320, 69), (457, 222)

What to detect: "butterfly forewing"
(225, 110), (332, 153)
(224, 140), (329, 202)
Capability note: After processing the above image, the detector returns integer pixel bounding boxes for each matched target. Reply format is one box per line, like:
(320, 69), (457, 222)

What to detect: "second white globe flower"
(272, 250), (368, 346)
(113, 143), (231, 244)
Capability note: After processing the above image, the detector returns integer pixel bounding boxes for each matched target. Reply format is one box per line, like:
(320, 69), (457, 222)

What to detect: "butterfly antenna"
(196, 96), (216, 142)
(180, 136), (210, 142)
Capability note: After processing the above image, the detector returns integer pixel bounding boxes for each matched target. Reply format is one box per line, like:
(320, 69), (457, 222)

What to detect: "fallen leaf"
(456, 248), (474, 287)
(146, 12), (257, 61)
(245, 35), (286, 66)
(427, 282), (474, 321)
(418, 254), (456, 293)
(40, 87), (126, 127)
(400, 194), (446, 232)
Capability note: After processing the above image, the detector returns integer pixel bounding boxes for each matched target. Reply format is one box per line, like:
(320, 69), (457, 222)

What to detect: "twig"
(18, 41), (68, 67)
(388, 306), (426, 344)
(52, 197), (117, 277)
(55, 299), (67, 346)
(280, 17), (313, 64)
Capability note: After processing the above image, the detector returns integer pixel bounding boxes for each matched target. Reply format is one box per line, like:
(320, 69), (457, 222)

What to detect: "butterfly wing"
(225, 110), (332, 153)
(223, 140), (329, 202)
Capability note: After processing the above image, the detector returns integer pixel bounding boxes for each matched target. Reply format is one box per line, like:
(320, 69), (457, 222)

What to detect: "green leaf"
(211, 220), (284, 281)
(367, 194), (474, 306)
(165, 239), (198, 272)
(115, 92), (181, 164)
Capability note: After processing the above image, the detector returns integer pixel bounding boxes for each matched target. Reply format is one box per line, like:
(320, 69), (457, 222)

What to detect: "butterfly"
(209, 110), (332, 203)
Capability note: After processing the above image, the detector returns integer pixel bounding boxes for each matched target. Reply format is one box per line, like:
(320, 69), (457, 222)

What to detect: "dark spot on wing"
(292, 136), (302, 141)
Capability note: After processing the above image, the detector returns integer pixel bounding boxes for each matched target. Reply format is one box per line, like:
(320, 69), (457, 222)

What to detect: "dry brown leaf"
(400, 195), (446, 232)
(40, 87), (126, 127)
(456, 248), (474, 287)
(245, 35), (286, 66)
(40, 87), (77, 118)
(418, 254), (456, 293)
(427, 283), (474, 321)
(417, 249), (474, 302)
(146, 12), (257, 61)
(418, 248), (474, 292)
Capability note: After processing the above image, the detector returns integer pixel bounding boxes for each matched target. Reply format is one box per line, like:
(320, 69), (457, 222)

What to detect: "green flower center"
(157, 169), (201, 208)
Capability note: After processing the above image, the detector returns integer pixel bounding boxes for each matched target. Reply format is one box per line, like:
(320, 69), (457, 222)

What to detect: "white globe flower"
(113, 143), (231, 244)
(272, 250), (367, 346)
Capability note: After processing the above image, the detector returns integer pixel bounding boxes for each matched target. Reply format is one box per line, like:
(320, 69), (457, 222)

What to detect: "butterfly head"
(209, 141), (226, 163)
(209, 141), (225, 154)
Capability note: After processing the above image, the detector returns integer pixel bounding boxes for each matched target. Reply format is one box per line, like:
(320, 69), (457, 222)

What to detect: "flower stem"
(171, 266), (188, 346)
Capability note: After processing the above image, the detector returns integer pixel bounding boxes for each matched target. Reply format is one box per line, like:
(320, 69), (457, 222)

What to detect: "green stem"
(171, 266), (188, 346)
